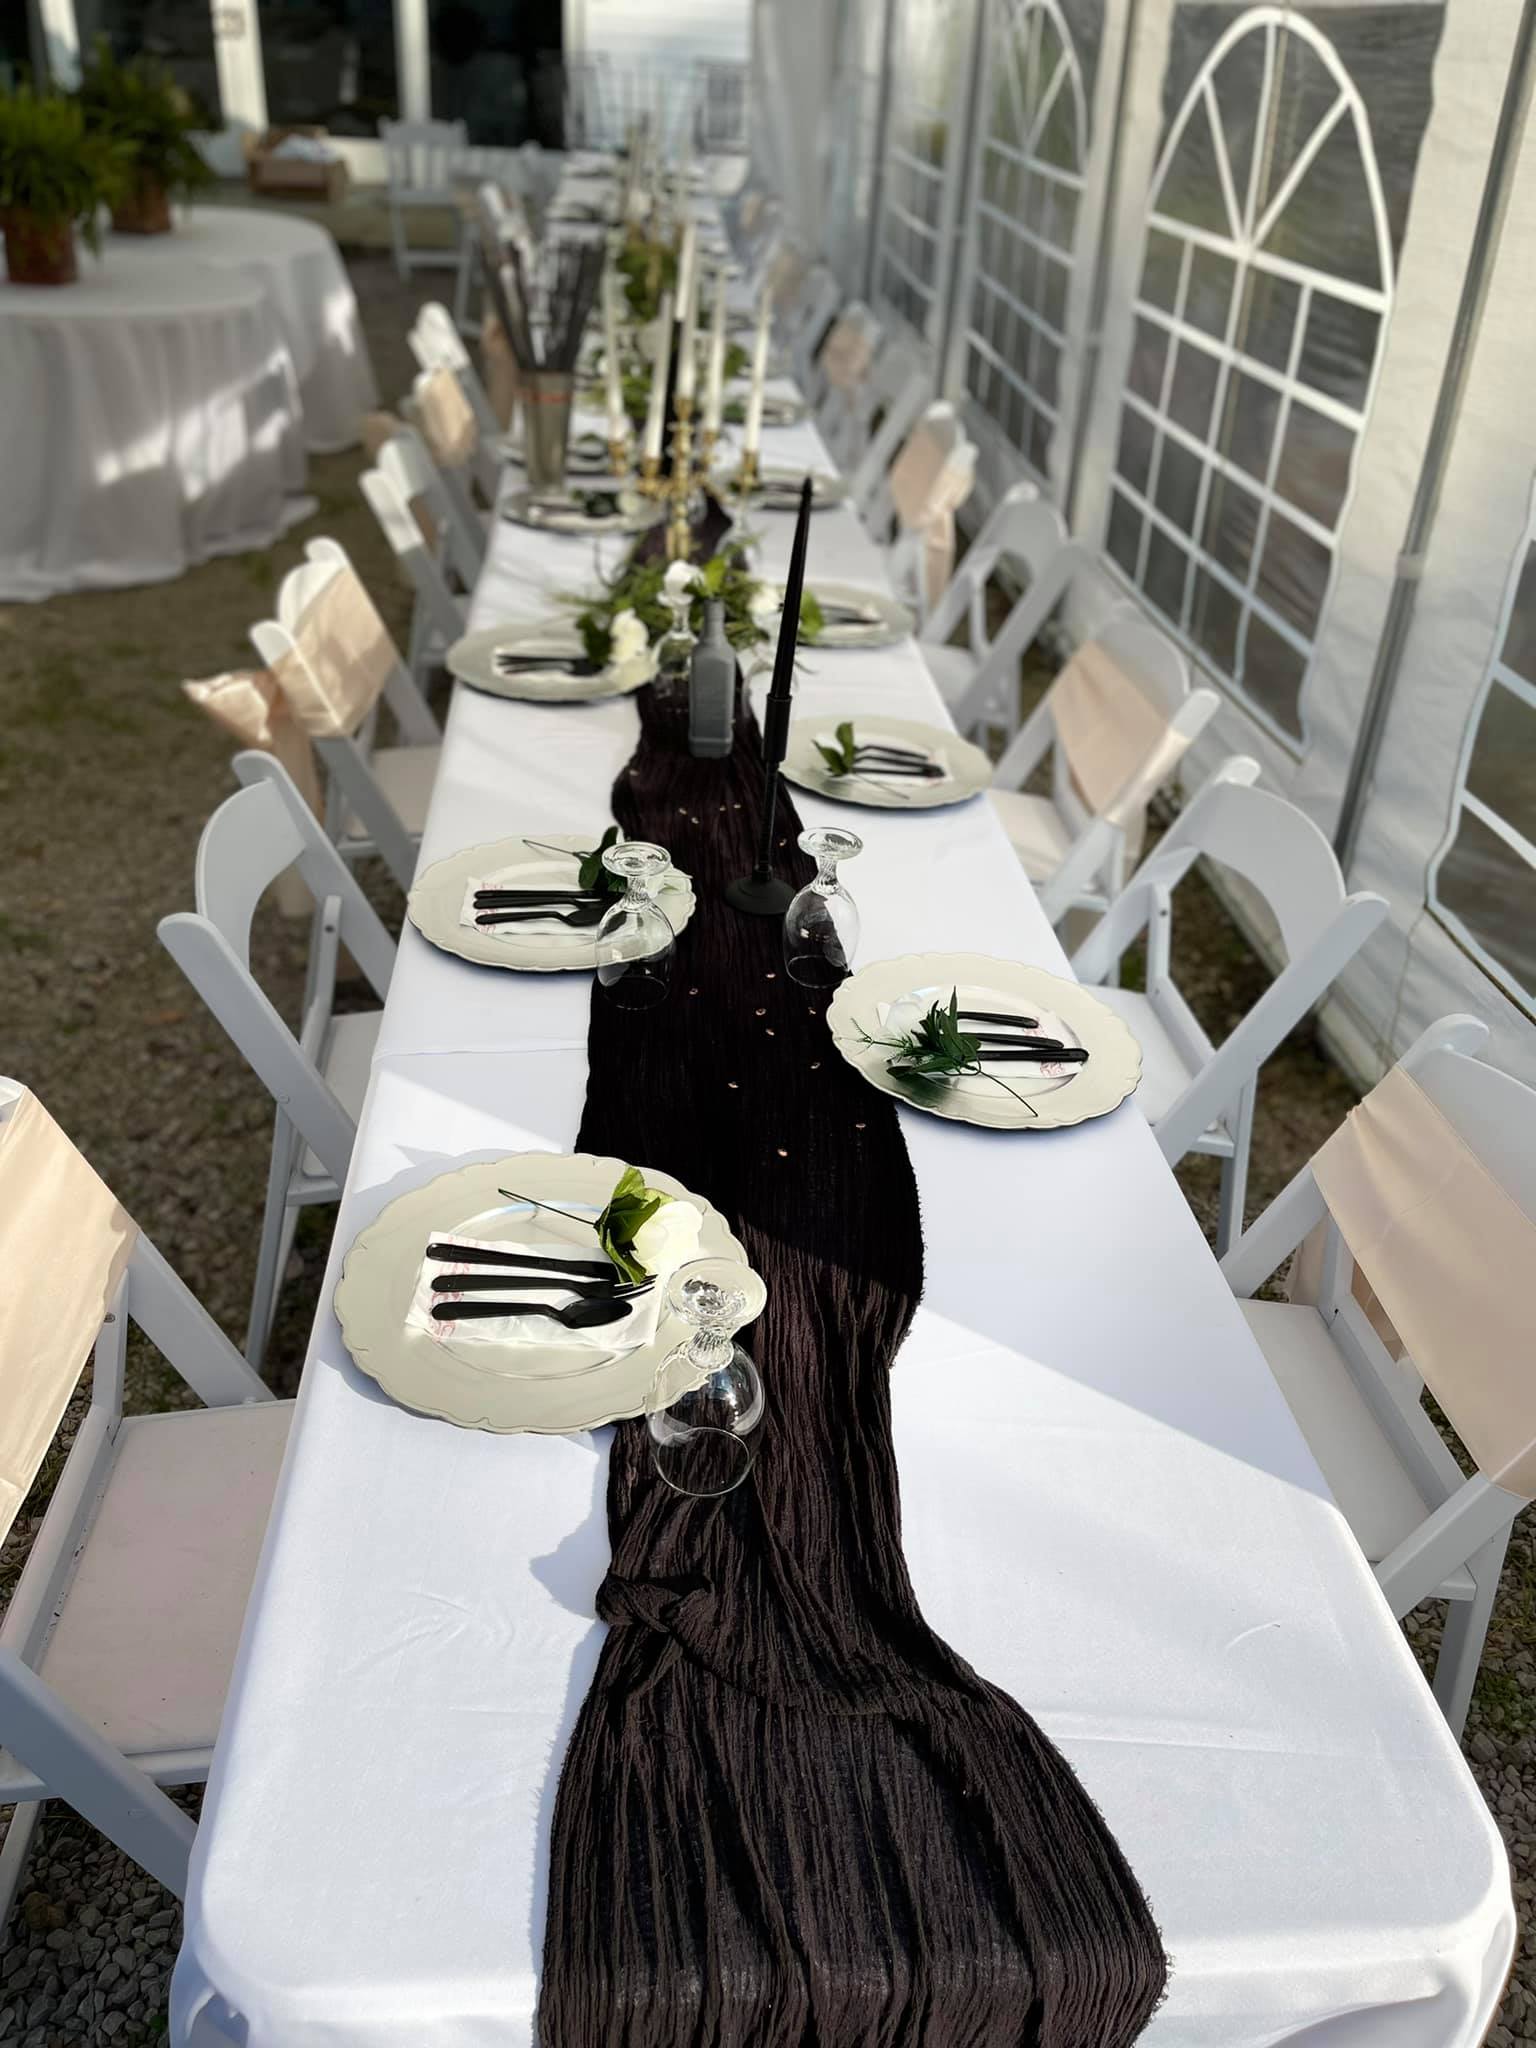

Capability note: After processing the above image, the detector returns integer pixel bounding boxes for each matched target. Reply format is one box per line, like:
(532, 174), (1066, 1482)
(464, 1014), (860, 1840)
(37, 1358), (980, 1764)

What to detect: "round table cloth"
(115, 207), (380, 455)
(0, 256), (310, 602)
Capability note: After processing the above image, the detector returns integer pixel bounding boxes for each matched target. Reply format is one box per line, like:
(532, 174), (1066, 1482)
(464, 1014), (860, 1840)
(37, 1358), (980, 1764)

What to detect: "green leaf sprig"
(577, 824), (626, 896)
(799, 589), (826, 644)
(857, 988), (1037, 1116)
(595, 1166), (670, 1282)
(815, 720), (858, 777)
(76, 39), (214, 198)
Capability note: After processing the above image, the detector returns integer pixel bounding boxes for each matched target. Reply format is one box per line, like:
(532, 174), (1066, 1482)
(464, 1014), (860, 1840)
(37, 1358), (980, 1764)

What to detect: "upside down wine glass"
(782, 826), (863, 986)
(646, 1258), (768, 1497)
(596, 841), (675, 1010)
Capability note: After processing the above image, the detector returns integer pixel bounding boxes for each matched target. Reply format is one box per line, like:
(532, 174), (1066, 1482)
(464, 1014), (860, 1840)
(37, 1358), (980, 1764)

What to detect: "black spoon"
(431, 1297), (633, 1328)
(425, 1243), (618, 1278)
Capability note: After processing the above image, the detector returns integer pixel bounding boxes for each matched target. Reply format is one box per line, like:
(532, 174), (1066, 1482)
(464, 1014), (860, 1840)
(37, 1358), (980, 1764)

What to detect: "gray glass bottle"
(687, 598), (735, 759)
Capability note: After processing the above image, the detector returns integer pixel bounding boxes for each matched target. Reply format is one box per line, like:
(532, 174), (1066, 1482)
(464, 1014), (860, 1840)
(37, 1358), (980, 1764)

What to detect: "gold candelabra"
(608, 434), (631, 481)
(729, 446), (760, 501)
(637, 451), (664, 500)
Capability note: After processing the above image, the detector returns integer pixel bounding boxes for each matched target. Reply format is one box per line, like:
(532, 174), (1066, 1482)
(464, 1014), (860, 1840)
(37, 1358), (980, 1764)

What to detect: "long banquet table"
(172, 376), (1514, 2043)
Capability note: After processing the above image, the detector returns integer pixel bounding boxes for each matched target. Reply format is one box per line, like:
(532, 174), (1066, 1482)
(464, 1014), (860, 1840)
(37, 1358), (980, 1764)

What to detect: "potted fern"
(0, 86), (125, 286)
(77, 42), (212, 235)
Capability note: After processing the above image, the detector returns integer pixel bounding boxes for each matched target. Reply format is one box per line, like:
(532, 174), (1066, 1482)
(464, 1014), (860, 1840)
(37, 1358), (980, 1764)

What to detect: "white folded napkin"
(816, 730), (951, 792)
(878, 983), (1082, 1102)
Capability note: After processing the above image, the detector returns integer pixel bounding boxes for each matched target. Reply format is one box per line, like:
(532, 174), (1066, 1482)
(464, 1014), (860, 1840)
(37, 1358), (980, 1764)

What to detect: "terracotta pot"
(111, 177), (173, 235)
(2, 212), (77, 287)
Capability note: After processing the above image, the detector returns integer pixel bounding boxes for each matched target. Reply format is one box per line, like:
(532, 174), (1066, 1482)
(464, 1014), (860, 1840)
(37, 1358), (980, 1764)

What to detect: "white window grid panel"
(1106, 6), (1394, 752)
(957, 0), (1087, 475)
(1429, 494), (1536, 1015)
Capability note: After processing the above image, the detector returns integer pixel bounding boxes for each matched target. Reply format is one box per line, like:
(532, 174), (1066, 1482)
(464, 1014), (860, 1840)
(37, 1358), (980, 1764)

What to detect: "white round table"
(0, 257), (309, 602)
(114, 206), (380, 455)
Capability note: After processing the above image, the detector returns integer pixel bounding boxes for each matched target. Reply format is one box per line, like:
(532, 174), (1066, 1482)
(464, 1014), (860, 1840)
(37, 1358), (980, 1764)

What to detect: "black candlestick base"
(724, 871), (795, 917)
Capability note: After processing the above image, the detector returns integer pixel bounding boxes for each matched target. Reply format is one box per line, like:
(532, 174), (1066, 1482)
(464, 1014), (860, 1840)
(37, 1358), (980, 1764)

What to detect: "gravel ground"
(0, 248), (1529, 2042)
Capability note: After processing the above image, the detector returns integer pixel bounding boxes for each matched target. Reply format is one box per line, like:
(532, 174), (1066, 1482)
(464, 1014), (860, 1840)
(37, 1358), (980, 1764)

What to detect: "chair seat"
(987, 787), (1073, 882)
(1088, 987), (1231, 1155)
(918, 643), (977, 713)
(1240, 1300), (1471, 1592)
(299, 1008), (382, 1180)
(342, 743), (441, 844)
(27, 1402), (294, 1765)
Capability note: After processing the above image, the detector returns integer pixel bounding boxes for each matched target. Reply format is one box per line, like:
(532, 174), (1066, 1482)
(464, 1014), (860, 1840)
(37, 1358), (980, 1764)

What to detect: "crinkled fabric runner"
(540, 674), (1167, 2046)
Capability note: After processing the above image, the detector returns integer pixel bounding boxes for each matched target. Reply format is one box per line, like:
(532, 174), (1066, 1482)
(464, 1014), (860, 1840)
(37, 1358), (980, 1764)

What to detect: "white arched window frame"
(955, 0), (1088, 479)
(873, 0), (968, 343)
(1428, 484), (1536, 1013)
(1106, 7), (1394, 748)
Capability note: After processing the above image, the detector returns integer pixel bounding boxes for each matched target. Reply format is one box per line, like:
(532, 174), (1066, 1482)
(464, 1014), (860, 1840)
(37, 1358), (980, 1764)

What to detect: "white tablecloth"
(171, 396), (1514, 2043)
(0, 256), (309, 601)
(115, 207), (379, 454)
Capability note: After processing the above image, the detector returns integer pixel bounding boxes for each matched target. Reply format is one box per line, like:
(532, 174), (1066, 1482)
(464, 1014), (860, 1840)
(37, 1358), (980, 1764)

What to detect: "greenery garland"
(569, 535), (824, 665)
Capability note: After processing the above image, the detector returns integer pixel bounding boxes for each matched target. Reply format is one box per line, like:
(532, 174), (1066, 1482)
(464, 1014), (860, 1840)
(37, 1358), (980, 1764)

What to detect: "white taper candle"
(642, 289), (673, 462)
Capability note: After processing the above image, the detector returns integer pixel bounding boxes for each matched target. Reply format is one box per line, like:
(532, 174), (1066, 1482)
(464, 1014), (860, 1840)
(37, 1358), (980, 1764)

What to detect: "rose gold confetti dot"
(733, 802), (743, 810)
(766, 1029), (775, 1037)
(810, 1060), (821, 1070)
(688, 987), (699, 996)
(755, 1007), (766, 1016)
(677, 805), (688, 813)
(727, 1081), (739, 1090)
(776, 1148), (788, 1158)
(765, 971), (776, 979)
(855, 1122), (866, 1131)
(777, 838), (787, 848)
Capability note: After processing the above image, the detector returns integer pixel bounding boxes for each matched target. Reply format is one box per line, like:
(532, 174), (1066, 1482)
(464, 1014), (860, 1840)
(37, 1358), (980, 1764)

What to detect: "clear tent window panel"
(961, 0), (1090, 477)
(876, 0), (966, 341)
(1108, 6), (1397, 746)
(1430, 504), (1536, 1012)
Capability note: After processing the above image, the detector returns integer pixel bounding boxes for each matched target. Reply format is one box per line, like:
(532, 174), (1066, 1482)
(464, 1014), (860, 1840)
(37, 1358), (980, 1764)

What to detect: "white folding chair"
(159, 754), (396, 1368)
(785, 264), (841, 388)
(251, 543), (442, 890)
(407, 299), (506, 450)
(918, 485), (1078, 740)
(380, 117), (469, 281)
(1222, 1014), (1536, 1736)
(0, 1079), (287, 1920)
(402, 365), (495, 571)
(988, 609), (1218, 925)
(842, 341), (931, 508)
(867, 402), (978, 624)
(360, 440), (470, 682)
(809, 300), (883, 424)
(1072, 762), (1388, 1253)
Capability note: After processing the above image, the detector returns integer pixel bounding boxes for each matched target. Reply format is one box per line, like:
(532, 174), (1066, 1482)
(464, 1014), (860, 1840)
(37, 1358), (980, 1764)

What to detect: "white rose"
(630, 1198), (703, 1277)
(608, 606), (649, 664)
(663, 559), (700, 603)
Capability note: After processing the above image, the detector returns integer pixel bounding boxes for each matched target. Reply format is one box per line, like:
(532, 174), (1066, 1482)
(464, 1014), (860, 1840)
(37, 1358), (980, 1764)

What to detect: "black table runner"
(539, 676), (1166, 2045)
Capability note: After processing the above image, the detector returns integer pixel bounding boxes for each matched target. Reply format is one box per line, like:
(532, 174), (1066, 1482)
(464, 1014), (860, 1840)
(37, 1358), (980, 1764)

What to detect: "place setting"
(407, 828), (695, 978)
(334, 1147), (766, 1454)
(445, 609), (659, 702)
(752, 577), (913, 649)
(780, 713), (993, 808)
(826, 952), (1144, 1130)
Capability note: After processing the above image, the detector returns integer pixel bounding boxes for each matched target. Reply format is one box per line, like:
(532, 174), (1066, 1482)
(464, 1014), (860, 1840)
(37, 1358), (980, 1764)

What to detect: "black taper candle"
(725, 475), (814, 916)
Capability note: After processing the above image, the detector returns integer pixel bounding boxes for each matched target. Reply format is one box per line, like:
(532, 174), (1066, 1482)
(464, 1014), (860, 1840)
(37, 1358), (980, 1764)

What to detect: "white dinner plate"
(334, 1152), (749, 1432)
(505, 427), (613, 477)
(715, 466), (849, 513)
(500, 485), (664, 536)
(826, 954), (1143, 1131)
(753, 579), (914, 650)
(446, 620), (657, 703)
(781, 715), (992, 809)
(407, 831), (695, 973)
(722, 392), (808, 429)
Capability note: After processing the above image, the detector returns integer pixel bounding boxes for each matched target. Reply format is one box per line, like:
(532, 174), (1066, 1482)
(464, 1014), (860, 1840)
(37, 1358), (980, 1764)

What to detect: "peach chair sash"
(887, 422), (975, 611)
(414, 365), (478, 470)
(819, 316), (875, 393)
(275, 567), (403, 741)
(0, 1092), (137, 1547)
(182, 670), (323, 816)
(1312, 1063), (1536, 1498)
(1051, 641), (1194, 840)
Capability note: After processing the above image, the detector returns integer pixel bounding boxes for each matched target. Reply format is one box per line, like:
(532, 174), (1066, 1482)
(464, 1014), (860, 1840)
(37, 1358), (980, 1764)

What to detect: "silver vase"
(520, 370), (576, 495)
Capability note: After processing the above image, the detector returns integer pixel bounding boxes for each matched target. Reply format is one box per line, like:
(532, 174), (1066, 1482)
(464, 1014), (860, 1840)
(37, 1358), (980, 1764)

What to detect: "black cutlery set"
(472, 886), (607, 930)
(954, 1008), (1090, 1069)
(492, 651), (603, 679)
(840, 742), (946, 782)
(426, 1240), (650, 1328)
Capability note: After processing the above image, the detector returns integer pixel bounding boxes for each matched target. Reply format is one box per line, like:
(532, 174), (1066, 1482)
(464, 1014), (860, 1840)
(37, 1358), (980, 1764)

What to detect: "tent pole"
(1064, 0), (1143, 533)
(862, 0), (901, 305)
(1333, 0), (1536, 873)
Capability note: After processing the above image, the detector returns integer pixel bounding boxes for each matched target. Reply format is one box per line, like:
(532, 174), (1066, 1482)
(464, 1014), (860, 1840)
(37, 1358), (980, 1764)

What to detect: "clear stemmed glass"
(647, 1257), (768, 1497)
(596, 842), (675, 1010)
(656, 577), (697, 684)
(783, 826), (863, 986)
